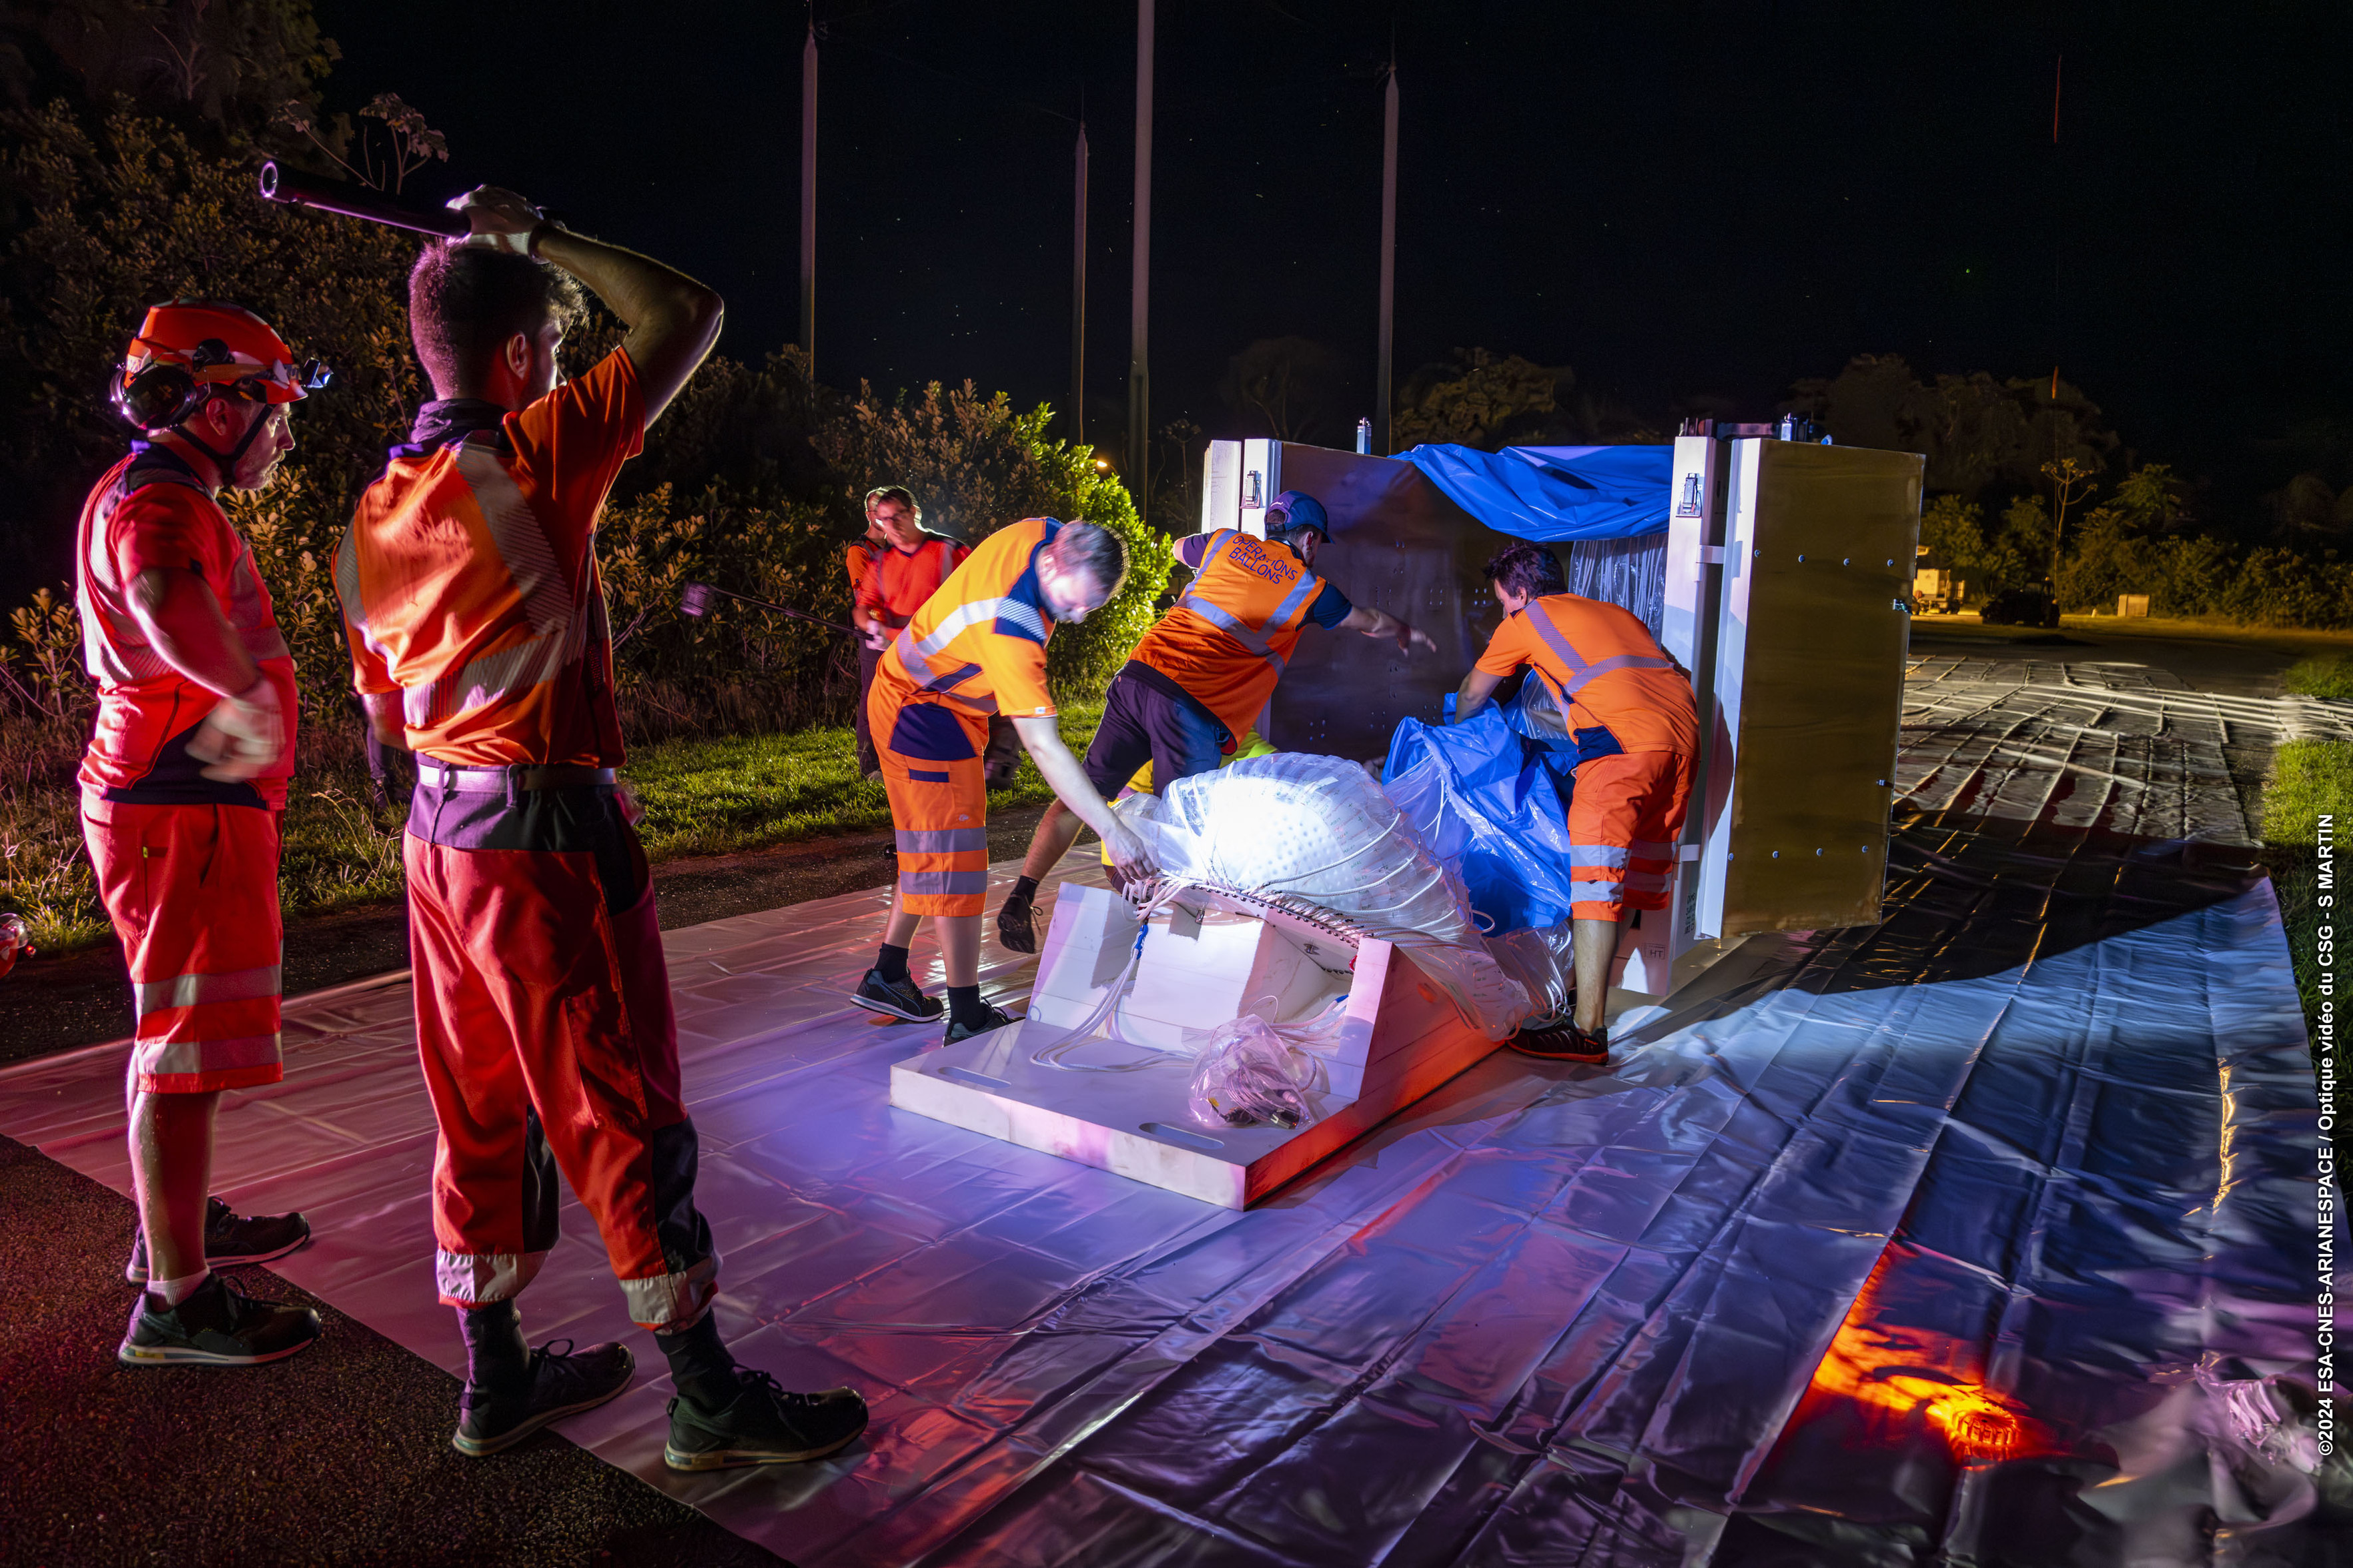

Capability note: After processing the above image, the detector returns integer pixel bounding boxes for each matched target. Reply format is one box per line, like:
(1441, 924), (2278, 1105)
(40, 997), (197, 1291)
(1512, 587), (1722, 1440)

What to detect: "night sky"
(316, 1), (2346, 500)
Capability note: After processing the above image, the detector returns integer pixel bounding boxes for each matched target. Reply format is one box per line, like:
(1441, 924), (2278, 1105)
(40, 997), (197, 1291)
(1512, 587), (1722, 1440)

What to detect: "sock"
(875, 943), (911, 984)
(947, 984), (991, 1030)
(151, 1269), (209, 1307)
(458, 1300), (530, 1396)
(1008, 875), (1039, 906)
(656, 1310), (739, 1411)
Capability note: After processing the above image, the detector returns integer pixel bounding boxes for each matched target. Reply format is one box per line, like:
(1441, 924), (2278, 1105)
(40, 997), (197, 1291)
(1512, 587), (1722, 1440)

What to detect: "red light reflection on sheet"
(1805, 1257), (2055, 1461)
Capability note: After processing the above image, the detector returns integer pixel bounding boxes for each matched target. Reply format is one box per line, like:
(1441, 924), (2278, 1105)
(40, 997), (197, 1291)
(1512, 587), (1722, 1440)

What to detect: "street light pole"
(800, 20), (817, 374)
(1128, 0), (1153, 518)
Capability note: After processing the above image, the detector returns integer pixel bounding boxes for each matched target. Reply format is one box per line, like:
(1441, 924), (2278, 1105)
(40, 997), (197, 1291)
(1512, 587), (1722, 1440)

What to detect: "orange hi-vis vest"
(1131, 528), (1328, 737)
(1476, 593), (1698, 756)
(877, 517), (1061, 720)
(337, 350), (643, 767)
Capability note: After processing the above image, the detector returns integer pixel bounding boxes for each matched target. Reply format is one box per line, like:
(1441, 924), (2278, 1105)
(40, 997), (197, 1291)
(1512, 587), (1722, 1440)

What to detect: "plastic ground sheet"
(0, 654), (2328, 1566)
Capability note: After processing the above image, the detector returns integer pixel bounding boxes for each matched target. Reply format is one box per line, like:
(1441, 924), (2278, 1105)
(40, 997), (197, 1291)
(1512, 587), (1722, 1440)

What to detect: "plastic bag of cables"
(1188, 1014), (1312, 1130)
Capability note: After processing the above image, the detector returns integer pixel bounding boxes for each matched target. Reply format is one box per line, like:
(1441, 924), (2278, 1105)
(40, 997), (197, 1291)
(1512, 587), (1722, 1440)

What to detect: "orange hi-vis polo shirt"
(75, 446), (299, 810)
(857, 534), (967, 632)
(336, 349), (644, 767)
(876, 517), (1061, 720)
(1129, 528), (1353, 738)
(1476, 593), (1698, 756)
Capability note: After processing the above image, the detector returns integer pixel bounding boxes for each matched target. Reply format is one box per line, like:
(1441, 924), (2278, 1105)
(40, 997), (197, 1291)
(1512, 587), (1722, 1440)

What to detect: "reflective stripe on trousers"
(896, 828), (988, 854)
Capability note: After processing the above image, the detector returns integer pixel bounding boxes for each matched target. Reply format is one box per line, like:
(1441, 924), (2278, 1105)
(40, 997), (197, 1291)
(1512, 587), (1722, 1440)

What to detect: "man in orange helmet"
(994, 490), (1434, 953)
(337, 187), (866, 1469)
(1451, 542), (1698, 1065)
(79, 299), (328, 1367)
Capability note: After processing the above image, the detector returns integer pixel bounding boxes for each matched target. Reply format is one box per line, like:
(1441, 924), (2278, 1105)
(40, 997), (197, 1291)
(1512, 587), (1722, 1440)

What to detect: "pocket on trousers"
(562, 987), (650, 1132)
(889, 702), (980, 762)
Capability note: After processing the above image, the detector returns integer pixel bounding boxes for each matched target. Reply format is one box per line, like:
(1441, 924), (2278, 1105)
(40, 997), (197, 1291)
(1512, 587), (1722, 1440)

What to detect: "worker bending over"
(855, 517), (1156, 1040)
(997, 490), (1432, 952)
(83, 301), (323, 1368)
(1452, 542), (1697, 1064)
(338, 187), (865, 1469)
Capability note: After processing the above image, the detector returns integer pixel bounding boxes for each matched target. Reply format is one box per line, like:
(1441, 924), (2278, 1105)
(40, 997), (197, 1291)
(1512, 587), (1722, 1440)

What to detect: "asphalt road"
(0, 1132), (791, 1568)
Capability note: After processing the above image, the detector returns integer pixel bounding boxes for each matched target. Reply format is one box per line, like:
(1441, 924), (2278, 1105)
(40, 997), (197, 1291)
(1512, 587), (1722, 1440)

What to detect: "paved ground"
(0, 1132), (790, 1568)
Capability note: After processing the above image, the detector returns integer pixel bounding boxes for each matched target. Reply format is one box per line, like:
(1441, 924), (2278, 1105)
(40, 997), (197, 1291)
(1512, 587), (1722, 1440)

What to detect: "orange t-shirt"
(1129, 528), (1350, 737)
(336, 350), (644, 767)
(856, 535), (967, 630)
(876, 518), (1060, 720)
(1476, 593), (1697, 756)
(75, 448), (299, 810)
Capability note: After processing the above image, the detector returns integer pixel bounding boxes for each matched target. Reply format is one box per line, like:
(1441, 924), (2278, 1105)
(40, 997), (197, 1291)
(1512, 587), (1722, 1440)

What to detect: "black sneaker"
(452, 1339), (635, 1457)
(1510, 1020), (1609, 1064)
(126, 1195), (311, 1283)
(664, 1369), (869, 1472)
(945, 1001), (1019, 1046)
(852, 968), (944, 1023)
(997, 892), (1037, 954)
(117, 1273), (322, 1366)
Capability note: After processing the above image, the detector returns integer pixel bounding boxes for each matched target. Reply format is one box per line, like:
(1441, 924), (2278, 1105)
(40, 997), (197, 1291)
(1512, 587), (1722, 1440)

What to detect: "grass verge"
(2283, 652), (2353, 701)
(2257, 738), (2351, 1077)
(1, 702), (1103, 956)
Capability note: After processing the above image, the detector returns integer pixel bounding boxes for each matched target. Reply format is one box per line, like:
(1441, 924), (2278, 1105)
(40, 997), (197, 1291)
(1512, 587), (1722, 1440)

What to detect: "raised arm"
(450, 187), (724, 426)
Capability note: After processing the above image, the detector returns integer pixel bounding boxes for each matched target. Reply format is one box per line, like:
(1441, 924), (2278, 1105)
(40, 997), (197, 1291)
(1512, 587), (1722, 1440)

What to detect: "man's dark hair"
(1484, 541), (1567, 601)
(865, 485), (921, 524)
(408, 245), (586, 392)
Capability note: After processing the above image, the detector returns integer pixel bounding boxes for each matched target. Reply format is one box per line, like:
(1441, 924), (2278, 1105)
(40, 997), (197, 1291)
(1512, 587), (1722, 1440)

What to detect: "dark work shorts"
(1081, 662), (1231, 797)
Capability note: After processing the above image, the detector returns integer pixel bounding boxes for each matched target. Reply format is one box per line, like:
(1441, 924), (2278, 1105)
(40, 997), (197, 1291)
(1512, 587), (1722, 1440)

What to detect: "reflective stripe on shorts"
(131, 1031), (282, 1081)
(134, 962), (282, 1019)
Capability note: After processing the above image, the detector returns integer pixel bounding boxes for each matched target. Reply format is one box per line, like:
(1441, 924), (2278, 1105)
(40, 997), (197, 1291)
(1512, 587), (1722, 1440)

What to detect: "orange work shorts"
(1564, 750), (1694, 922)
(81, 797), (284, 1094)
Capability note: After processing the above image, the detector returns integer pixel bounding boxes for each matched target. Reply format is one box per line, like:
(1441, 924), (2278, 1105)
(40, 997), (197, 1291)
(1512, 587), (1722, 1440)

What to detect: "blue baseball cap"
(1266, 490), (1330, 541)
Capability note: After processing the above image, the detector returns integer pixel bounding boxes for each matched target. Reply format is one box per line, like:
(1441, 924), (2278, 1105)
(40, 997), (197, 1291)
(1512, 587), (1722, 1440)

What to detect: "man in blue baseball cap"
(996, 488), (1435, 951)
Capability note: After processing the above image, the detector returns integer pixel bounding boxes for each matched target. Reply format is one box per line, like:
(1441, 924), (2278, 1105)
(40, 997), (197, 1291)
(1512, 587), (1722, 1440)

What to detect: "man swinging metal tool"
(995, 491), (1434, 953)
(1451, 542), (1697, 1065)
(853, 516), (1155, 1042)
(336, 187), (865, 1469)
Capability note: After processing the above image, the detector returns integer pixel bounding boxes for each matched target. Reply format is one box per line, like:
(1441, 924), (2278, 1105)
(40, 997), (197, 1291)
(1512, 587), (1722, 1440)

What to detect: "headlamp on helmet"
(109, 299), (329, 434)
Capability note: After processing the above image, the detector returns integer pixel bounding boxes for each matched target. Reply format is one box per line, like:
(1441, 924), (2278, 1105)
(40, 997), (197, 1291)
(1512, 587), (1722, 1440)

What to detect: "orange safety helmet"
(110, 299), (330, 433)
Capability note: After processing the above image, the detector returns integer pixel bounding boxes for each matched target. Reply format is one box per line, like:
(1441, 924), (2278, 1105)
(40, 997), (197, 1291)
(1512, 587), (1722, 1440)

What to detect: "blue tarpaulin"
(1381, 700), (1581, 934)
(1400, 442), (1673, 541)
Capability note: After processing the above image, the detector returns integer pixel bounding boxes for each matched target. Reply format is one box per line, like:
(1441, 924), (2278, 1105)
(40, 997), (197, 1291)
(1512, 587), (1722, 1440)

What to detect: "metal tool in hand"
(679, 582), (858, 637)
(257, 161), (470, 237)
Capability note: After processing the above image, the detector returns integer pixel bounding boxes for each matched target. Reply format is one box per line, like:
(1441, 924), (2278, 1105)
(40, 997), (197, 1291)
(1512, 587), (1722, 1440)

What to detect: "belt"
(415, 762), (616, 793)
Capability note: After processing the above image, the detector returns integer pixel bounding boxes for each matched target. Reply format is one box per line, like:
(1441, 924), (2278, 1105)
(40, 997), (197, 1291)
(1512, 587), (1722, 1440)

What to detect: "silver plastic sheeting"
(1566, 532), (1667, 639)
(0, 654), (2327, 1566)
